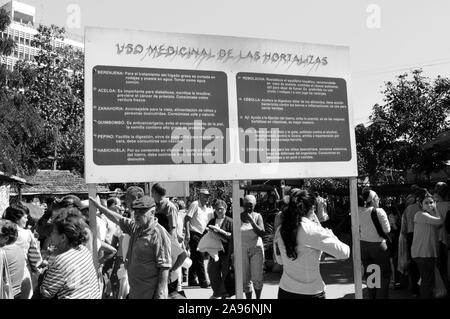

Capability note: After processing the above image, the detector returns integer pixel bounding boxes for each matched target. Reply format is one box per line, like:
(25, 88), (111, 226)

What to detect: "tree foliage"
(306, 178), (349, 194)
(1, 23), (85, 176)
(189, 180), (233, 203)
(356, 69), (450, 184)
(0, 9), (15, 56)
(18, 25), (85, 174)
(0, 9), (45, 176)
(0, 96), (44, 175)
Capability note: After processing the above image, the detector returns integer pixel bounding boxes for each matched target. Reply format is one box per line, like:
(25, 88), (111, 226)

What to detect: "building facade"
(0, 0), (83, 70)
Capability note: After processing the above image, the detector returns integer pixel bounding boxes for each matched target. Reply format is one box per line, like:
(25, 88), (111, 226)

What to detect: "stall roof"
(9, 170), (111, 196)
(0, 171), (32, 186)
(423, 130), (450, 152)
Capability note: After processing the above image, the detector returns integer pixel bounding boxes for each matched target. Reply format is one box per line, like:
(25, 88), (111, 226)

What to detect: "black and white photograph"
(0, 0), (449, 310)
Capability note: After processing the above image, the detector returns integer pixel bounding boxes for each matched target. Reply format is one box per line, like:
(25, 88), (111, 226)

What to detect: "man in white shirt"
(185, 188), (214, 288)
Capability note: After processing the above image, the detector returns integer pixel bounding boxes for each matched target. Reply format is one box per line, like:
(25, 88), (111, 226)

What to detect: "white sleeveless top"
(240, 212), (263, 249)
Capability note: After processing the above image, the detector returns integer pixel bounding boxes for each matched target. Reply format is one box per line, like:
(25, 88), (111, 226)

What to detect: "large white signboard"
(85, 27), (357, 183)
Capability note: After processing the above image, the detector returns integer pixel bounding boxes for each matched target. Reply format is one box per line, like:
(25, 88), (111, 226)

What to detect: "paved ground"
(183, 256), (416, 299)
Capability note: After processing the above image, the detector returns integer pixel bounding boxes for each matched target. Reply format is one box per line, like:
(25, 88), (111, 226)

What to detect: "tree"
(189, 180), (232, 203)
(0, 9), (46, 176)
(0, 9), (15, 57)
(0, 8), (16, 95)
(306, 178), (348, 195)
(18, 25), (85, 174)
(356, 69), (450, 184)
(0, 95), (44, 175)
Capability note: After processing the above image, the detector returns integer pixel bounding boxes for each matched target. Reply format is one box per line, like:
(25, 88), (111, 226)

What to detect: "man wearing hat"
(124, 186), (145, 215)
(185, 188), (214, 288)
(89, 195), (172, 299)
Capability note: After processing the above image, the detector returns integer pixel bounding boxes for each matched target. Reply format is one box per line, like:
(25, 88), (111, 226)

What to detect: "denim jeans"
(242, 245), (264, 293)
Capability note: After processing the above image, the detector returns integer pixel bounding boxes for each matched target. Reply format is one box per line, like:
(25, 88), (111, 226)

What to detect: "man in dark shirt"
(151, 183), (178, 239)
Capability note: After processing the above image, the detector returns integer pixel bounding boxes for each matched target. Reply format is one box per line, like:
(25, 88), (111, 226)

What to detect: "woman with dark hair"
(206, 200), (233, 299)
(274, 189), (349, 299)
(359, 188), (391, 299)
(411, 189), (444, 298)
(0, 219), (25, 298)
(433, 182), (450, 288)
(37, 195), (83, 252)
(3, 202), (42, 299)
(40, 213), (101, 299)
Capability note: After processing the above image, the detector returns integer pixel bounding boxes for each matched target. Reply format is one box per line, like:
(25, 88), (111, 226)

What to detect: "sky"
(14, 0), (450, 126)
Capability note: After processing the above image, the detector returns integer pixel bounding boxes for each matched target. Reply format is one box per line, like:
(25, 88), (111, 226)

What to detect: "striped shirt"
(16, 228), (42, 272)
(40, 245), (101, 299)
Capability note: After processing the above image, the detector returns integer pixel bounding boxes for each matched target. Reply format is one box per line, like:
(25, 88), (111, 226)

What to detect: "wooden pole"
(53, 128), (58, 171)
(349, 177), (363, 299)
(184, 181), (190, 198)
(17, 184), (22, 202)
(232, 180), (244, 299)
(88, 183), (99, 269)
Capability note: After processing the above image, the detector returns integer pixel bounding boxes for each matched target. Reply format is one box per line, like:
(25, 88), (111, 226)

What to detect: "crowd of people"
(358, 182), (450, 299)
(0, 183), (353, 299)
(2, 180), (448, 299)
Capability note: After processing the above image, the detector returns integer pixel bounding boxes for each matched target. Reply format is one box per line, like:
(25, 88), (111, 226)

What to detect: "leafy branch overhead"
(356, 69), (450, 185)
(0, 21), (85, 176)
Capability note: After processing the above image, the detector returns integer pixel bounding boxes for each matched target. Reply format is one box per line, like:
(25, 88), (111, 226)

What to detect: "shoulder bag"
(370, 208), (394, 255)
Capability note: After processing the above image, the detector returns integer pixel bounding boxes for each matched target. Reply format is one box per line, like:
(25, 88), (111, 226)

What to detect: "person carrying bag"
(371, 208), (395, 256)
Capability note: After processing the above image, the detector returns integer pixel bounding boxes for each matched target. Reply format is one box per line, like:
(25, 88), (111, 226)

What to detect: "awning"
(423, 130), (450, 151)
(0, 171), (30, 185)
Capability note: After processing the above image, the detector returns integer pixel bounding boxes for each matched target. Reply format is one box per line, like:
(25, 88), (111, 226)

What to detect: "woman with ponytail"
(359, 187), (391, 299)
(274, 189), (350, 299)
